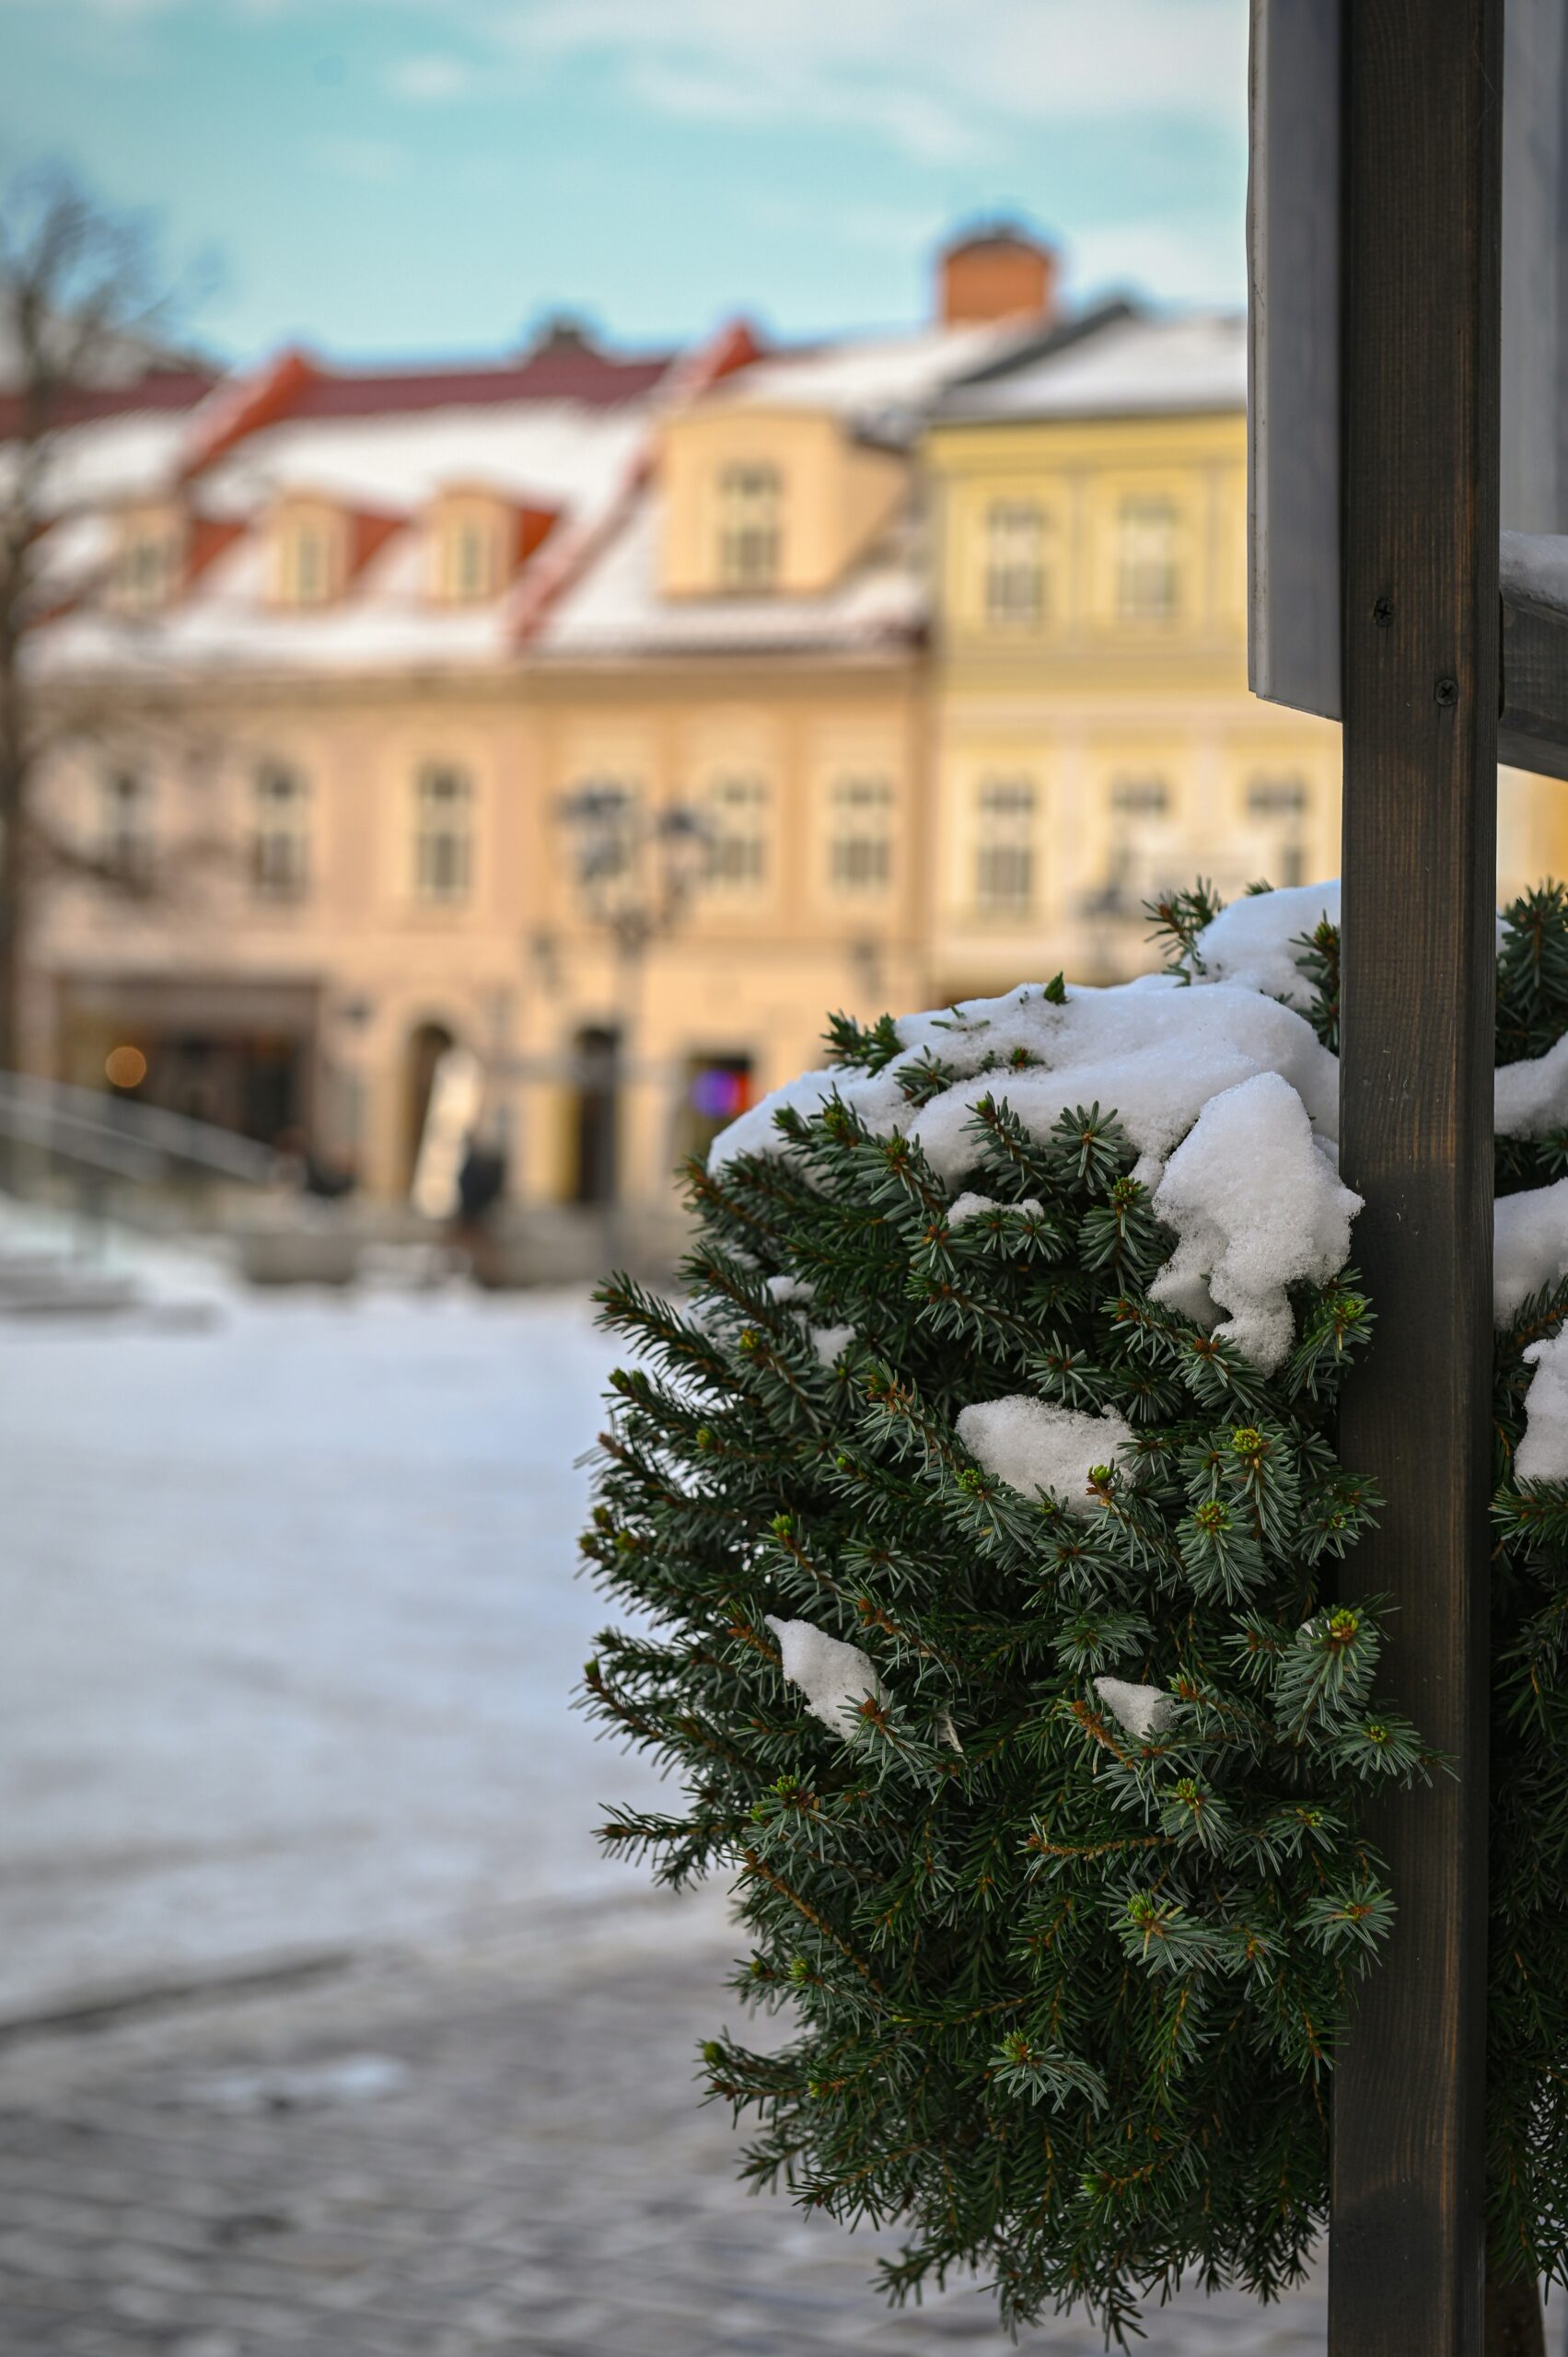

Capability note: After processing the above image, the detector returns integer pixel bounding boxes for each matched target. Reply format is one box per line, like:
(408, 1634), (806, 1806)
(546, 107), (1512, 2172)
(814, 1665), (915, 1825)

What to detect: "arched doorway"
(404, 1020), (456, 1188)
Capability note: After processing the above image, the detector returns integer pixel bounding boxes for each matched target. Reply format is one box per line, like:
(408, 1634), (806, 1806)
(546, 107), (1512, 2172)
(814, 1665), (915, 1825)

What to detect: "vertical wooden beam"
(1330, 2), (1501, 2353)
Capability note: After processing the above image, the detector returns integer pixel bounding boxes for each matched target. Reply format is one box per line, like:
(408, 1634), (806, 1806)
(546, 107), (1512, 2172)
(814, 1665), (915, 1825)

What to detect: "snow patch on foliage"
(765, 1615), (884, 1737)
(1093, 1677), (1176, 1743)
(906, 984), (1339, 1187)
(708, 977), (1338, 1186)
(1516, 1328), (1568, 1484)
(1496, 1032), (1568, 1140)
(1191, 883), (1340, 1008)
(956, 1396), (1135, 1517)
(1494, 1178), (1568, 1323)
(947, 1190), (1043, 1227)
(1149, 1074), (1361, 1373)
(809, 1323), (856, 1366)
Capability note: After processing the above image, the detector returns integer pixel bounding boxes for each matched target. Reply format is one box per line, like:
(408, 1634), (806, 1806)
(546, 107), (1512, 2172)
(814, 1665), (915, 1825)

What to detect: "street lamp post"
(557, 784), (710, 1271)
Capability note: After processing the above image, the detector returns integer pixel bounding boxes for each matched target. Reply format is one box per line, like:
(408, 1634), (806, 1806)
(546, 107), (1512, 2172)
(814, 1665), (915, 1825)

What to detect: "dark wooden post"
(1329, 1), (1502, 2352)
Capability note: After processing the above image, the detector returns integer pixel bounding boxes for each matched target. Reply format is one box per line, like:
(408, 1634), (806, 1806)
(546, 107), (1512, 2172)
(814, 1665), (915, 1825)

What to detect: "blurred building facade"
(18, 229), (1568, 1219)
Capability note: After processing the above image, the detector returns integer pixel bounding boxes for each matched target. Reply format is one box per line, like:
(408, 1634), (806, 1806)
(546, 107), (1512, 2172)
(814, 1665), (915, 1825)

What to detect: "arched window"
(1116, 495), (1180, 620)
(974, 776), (1037, 916)
(983, 501), (1048, 626)
(828, 774), (893, 893)
(705, 774), (770, 891)
(717, 463), (782, 591)
(251, 762), (310, 900)
(414, 764), (473, 903)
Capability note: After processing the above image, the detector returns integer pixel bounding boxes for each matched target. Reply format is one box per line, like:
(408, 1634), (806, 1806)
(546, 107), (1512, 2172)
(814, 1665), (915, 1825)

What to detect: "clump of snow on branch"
(947, 1190), (1044, 1227)
(1190, 883), (1341, 1008)
(765, 1615), (884, 1737)
(1093, 1677), (1176, 1743)
(1150, 1073), (1362, 1373)
(906, 984), (1337, 1187)
(1494, 1178), (1568, 1323)
(809, 1324), (856, 1366)
(762, 1275), (854, 1367)
(1516, 1329), (1568, 1484)
(956, 1397), (1135, 1517)
(1496, 1032), (1568, 1139)
(709, 974), (1339, 1191)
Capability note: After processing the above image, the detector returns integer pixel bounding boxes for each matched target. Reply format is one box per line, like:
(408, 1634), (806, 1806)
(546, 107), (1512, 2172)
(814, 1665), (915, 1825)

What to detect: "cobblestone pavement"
(0, 1895), (1327, 2357)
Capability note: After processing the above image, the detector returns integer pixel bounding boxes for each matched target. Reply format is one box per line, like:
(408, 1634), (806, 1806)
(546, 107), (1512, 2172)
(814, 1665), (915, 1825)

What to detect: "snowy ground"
(0, 1277), (669, 2014)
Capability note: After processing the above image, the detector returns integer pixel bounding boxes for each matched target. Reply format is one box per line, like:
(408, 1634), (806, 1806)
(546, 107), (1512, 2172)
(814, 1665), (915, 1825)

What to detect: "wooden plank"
(1328, 0), (1500, 2350)
(1500, 0), (1568, 535)
(1246, 0), (1342, 719)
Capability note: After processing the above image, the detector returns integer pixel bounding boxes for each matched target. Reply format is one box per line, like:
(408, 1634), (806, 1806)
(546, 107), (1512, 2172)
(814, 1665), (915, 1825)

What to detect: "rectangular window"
(705, 774), (769, 891)
(415, 764), (473, 903)
(717, 464), (782, 592)
(1110, 777), (1170, 819)
(974, 776), (1037, 916)
(1248, 774), (1311, 888)
(115, 523), (178, 614)
(444, 515), (497, 602)
(1116, 497), (1180, 621)
(100, 768), (153, 884)
(983, 502), (1048, 627)
(251, 762), (310, 901)
(829, 774), (893, 893)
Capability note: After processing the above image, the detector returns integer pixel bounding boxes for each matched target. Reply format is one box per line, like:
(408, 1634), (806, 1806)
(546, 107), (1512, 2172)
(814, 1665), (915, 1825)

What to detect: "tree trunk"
(1485, 2271), (1546, 2357)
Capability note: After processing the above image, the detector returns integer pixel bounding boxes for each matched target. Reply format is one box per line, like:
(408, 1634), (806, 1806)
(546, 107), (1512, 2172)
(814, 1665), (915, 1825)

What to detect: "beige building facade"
(21, 244), (1568, 1226)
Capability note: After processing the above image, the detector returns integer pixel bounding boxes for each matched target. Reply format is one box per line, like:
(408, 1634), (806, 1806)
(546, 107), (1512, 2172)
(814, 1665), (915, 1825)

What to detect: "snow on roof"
(530, 487), (923, 662)
(698, 320), (1031, 427)
(938, 310), (1246, 424)
(196, 400), (648, 518)
(15, 408), (198, 513)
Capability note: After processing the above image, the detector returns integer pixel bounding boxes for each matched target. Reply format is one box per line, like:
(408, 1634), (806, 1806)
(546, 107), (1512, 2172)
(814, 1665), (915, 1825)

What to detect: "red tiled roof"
(285, 348), (679, 419)
(0, 367), (216, 439)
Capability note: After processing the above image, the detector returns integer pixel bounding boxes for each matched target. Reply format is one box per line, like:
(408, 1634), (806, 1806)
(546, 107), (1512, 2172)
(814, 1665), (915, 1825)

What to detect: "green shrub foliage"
(580, 880), (1568, 2339)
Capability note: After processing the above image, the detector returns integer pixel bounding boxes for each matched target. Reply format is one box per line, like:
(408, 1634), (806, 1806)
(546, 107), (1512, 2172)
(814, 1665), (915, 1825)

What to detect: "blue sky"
(0, 0), (1249, 366)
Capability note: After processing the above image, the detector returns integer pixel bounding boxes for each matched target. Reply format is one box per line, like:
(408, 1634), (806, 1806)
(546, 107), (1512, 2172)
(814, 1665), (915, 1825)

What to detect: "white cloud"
(387, 51), (472, 101)
(496, 0), (1247, 160)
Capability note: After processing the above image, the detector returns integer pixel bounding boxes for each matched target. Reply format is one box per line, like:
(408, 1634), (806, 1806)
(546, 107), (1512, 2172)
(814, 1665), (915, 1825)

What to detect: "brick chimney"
(937, 225), (1059, 327)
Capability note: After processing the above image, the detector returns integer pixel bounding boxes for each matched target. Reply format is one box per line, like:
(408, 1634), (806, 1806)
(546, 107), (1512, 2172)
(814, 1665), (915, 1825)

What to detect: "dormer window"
(429, 496), (509, 605)
(717, 463), (781, 592)
(111, 509), (182, 614)
(273, 504), (343, 608)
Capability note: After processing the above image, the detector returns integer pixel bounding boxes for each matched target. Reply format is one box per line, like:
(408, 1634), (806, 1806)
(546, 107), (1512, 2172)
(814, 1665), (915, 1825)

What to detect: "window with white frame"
(983, 500), (1048, 627)
(705, 773), (769, 891)
(113, 515), (180, 614)
(974, 776), (1037, 916)
(1115, 495), (1180, 621)
(1107, 775), (1174, 900)
(1247, 773), (1311, 887)
(99, 767), (154, 883)
(437, 506), (502, 603)
(278, 514), (336, 608)
(414, 763), (473, 903)
(251, 761), (310, 901)
(828, 774), (893, 893)
(717, 463), (782, 591)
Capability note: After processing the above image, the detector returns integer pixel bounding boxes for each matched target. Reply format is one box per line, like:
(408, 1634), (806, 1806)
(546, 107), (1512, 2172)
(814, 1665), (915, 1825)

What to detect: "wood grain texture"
(1328, 0), (1501, 2351)
(1499, 590), (1568, 778)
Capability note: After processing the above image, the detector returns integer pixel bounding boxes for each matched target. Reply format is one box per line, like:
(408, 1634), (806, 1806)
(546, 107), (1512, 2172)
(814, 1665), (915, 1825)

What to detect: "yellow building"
(514, 311), (1038, 1216)
(22, 242), (1568, 1240)
(923, 306), (1566, 999)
